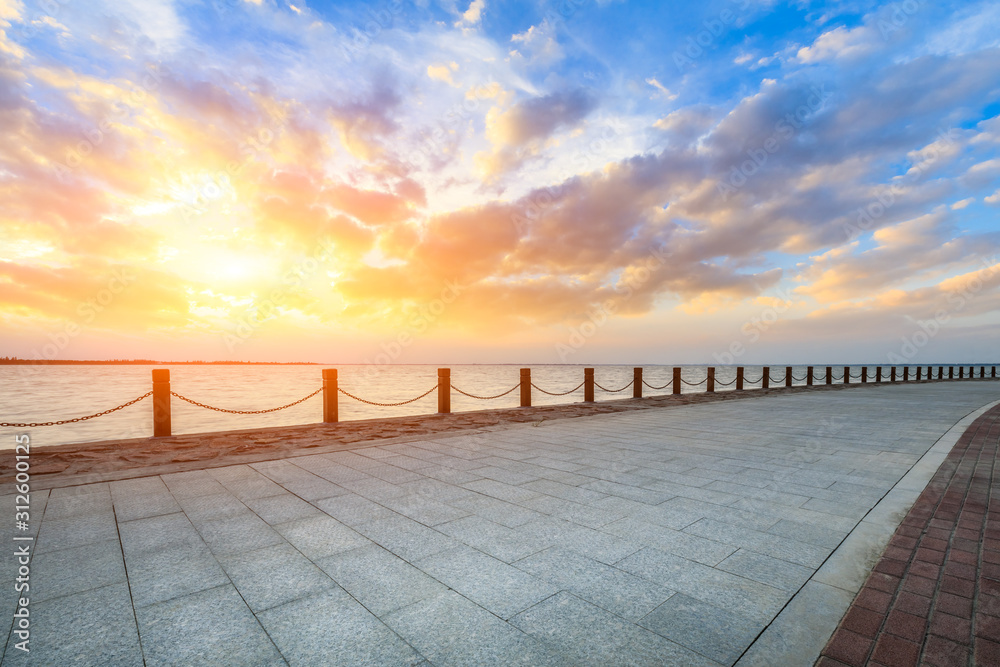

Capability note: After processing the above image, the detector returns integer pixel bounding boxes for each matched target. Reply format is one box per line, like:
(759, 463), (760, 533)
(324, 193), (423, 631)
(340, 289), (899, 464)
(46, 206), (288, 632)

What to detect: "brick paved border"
(817, 403), (1000, 666)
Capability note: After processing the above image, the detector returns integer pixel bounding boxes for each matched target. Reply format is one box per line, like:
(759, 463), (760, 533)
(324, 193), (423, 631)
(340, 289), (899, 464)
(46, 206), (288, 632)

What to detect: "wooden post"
(826, 366), (832, 385)
(959, 367), (964, 379)
(939, 366), (944, 380)
(891, 367), (897, 383)
(876, 367), (882, 383)
(736, 367), (744, 391)
(807, 366), (813, 387)
(981, 366), (986, 379)
(949, 366), (954, 379)
(520, 368), (531, 407)
(322, 369), (338, 423)
(584, 368), (595, 402)
(707, 367), (715, 393)
(673, 367), (681, 395)
(785, 366), (792, 388)
(916, 367), (922, 382)
(437, 368), (450, 414)
(903, 366), (909, 382)
(762, 367), (770, 390)
(861, 367), (868, 384)
(844, 366), (850, 384)
(633, 368), (642, 398)
(152, 369), (171, 437)
(993, 366), (996, 378)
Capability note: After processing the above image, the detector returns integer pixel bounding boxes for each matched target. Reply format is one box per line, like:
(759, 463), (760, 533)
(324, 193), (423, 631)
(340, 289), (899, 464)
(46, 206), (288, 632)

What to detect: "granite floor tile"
(384, 591), (562, 667)
(317, 544), (447, 616)
(137, 584), (285, 666)
(416, 545), (559, 619)
(510, 591), (721, 667)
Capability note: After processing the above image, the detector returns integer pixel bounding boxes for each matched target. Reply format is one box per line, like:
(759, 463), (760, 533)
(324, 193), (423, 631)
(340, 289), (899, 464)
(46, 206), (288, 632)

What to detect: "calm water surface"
(0, 364), (908, 447)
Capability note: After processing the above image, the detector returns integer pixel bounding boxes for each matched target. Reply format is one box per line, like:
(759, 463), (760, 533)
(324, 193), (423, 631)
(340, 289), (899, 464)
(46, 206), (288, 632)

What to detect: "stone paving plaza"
(3, 382), (999, 666)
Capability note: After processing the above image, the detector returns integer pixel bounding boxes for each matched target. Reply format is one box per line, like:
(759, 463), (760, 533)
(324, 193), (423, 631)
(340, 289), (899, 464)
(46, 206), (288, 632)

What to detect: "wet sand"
(2, 383), (866, 489)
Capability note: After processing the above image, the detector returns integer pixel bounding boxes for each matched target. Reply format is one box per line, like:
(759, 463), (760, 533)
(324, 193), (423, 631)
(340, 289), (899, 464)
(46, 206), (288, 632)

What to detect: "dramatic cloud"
(1, 0), (998, 363)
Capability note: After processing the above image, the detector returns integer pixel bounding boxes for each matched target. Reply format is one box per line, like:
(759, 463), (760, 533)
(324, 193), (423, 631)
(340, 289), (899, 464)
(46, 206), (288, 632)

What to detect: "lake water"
(0, 363), (965, 448)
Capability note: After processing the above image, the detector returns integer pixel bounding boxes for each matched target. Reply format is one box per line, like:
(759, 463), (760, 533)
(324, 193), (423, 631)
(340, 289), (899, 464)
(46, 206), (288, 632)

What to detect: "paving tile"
(683, 518), (831, 568)
(579, 479), (672, 505)
(124, 541), (230, 609)
(218, 543), (342, 613)
(317, 544), (447, 616)
(417, 546), (558, 619)
(278, 476), (348, 501)
(385, 590), (561, 666)
(617, 547), (789, 623)
(30, 539), (126, 603)
(35, 511), (119, 554)
(160, 471), (228, 499)
(243, 492), (323, 525)
(510, 591), (721, 667)
(353, 515), (459, 562)
(639, 593), (761, 665)
(275, 514), (371, 560)
(259, 589), (426, 665)
(197, 512), (285, 556)
(519, 494), (623, 529)
(522, 517), (643, 565)
(435, 515), (546, 562)
(378, 494), (472, 527)
(42, 491), (113, 520)
(716, 549), (814, 592)
(314, 492), (398, 526)
(1, 583), (142, 667)
(766, 518), (845, 549)
(176, 492), (250, 524)
(514, 547), (674, 621)
(462, 478), (542, 503)
(447, 494), (543, 527)
(137, 584), (285, 666)
(602, 516), (736, 566)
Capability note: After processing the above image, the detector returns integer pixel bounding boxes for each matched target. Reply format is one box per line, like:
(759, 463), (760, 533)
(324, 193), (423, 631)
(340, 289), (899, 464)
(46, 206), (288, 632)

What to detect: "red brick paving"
(817, 403), (1000, 666)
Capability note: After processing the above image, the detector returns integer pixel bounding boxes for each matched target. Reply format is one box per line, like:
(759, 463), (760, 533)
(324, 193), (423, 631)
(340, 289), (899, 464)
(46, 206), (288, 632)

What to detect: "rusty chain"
(450, 383), (520, 400)
(338, 385), (437, 407)
(594, 379), (634, 393)
(171, 388), (322, 414)
(681, 377), (708, 386)
(531, 380), (586, 396)
(716, 377), (738, 386)
(1, 391), (153, 428)
(642, 378), (672, 390)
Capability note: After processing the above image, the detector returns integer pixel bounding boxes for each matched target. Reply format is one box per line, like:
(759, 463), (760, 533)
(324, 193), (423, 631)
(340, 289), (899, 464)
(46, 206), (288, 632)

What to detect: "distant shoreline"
(0, 359), (317, 365)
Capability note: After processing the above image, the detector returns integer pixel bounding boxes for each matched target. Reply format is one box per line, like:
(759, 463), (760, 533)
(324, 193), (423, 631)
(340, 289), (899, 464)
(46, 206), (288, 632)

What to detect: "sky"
(0, 0), (998, 365)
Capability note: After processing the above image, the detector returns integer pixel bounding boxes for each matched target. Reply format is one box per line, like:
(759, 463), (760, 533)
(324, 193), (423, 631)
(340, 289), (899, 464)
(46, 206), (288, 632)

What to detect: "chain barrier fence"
(5, 364), (995, 437)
